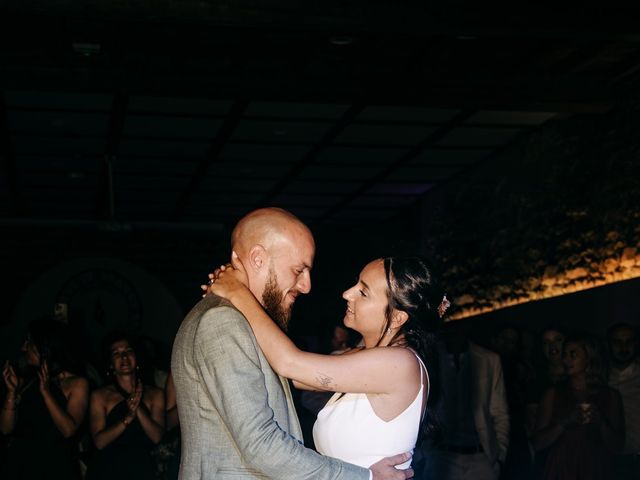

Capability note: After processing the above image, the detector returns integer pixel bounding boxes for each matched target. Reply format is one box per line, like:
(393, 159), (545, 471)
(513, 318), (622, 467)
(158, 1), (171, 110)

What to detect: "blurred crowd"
(0, 317), (178, 480)
(1, 315), (638, 480)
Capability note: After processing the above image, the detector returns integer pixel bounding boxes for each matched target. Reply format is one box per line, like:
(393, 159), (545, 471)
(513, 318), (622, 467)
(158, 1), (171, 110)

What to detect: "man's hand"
(370, 452), (414, 480)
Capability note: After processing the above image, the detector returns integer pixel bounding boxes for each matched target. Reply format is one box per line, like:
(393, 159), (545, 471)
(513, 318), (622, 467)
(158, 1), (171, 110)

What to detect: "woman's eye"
(359, 290), (367, 297)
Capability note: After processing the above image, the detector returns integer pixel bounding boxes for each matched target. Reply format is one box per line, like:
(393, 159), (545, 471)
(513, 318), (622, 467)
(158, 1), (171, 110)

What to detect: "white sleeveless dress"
(312, 353), (428, 469)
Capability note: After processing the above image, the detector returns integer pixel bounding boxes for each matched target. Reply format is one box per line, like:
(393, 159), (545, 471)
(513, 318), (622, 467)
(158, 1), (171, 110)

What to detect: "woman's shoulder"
(59, 372), (89, 392)
(92, 383), (113, 395)
(143, 383), (164, 400)
(382, 346), (424, 374)
(90, 384), (115, 404)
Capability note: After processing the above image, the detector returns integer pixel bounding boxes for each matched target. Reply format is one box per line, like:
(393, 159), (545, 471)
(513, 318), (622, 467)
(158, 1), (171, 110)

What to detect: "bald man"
(171, 208), (412, 479)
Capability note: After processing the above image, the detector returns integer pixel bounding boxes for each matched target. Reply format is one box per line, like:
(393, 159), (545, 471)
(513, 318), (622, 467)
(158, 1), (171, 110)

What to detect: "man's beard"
(261, 269), (293, 332)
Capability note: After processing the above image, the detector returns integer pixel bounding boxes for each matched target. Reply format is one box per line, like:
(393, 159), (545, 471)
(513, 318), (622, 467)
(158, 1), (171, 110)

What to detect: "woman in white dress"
(206, 255), (448, 469)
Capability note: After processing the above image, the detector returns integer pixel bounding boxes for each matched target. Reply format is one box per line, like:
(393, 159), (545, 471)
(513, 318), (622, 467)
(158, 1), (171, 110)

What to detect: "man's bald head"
(230, 207), (316, 330)
(231, 207), (314, 256)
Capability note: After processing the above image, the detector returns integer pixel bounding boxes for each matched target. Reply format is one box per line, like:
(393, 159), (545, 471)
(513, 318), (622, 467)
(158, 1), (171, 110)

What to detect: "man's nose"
(297, 270), (311, 294)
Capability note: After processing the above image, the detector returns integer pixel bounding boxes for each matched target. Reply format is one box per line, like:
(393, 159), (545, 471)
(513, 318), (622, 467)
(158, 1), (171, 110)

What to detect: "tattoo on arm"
(316, 373), (335, 390)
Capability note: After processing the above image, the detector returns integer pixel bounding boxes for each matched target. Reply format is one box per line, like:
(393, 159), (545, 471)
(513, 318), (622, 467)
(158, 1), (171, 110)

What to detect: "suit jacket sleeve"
(489, 355), (510, 462)
(194, 306), (369, 480)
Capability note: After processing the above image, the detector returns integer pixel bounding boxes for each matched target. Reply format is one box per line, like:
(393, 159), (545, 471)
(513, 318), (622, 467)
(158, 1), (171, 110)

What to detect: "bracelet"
(122, 417), (130, 427)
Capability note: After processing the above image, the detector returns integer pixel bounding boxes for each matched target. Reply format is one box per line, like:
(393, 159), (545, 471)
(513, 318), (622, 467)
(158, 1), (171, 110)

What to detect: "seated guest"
(1, 316), (89, 480)
(86, 331), (165, 480)
(531, 333), (624, 480)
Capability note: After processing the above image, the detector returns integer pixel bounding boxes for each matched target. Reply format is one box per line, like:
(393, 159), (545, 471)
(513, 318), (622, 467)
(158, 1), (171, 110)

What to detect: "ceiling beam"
(259, 103), (364, 205)
(173, 99), (248, 220)
(100, 93), (128, 220)
(320, 108), (477, 221)
(0, 92), (24, 216)
(2, 4), (640, 39)
(607, 46), (640, 86)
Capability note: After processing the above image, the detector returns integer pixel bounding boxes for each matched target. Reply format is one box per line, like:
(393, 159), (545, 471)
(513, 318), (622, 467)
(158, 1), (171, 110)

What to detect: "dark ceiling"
(1, 1), (640, 230)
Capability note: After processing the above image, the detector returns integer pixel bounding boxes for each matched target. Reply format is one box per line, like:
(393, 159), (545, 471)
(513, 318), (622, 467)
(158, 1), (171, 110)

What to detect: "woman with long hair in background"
(85, 331), (165, 480)
(1, 317), (89, 479)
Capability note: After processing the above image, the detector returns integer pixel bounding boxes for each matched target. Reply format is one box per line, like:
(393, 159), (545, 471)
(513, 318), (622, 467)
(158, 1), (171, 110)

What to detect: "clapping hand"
(3, 360), (21, 393)
(124, 380), (143, 425)
(37, 360), (50, 395)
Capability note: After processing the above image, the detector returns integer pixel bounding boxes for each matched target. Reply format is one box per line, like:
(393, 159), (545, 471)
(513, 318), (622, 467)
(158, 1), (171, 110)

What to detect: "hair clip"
(437, 294), (451, 318)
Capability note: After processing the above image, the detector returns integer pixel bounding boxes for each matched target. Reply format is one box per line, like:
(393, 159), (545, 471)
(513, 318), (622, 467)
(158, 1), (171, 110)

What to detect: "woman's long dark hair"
(380, 256), (445, 440)
(102, 330), (146, 388)
(27, 316), (81, 377)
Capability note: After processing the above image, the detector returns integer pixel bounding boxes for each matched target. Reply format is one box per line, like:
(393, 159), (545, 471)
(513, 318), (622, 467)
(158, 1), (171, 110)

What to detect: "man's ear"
(247, 245), (267, 271)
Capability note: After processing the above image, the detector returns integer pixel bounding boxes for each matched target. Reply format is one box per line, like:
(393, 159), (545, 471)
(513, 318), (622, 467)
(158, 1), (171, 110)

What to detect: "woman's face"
(342, 259), (390, 343)
(563, 341), (588, 376)
(110, 340), (137, 375)
(21, 336), (40, 366)
(542, 329), (565, 363)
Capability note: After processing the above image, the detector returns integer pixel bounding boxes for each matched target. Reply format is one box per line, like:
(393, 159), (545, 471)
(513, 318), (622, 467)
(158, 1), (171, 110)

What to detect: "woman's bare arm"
(90, 390), (130, 450)
(210, 266), (416, 395)
(41, 372), (89, 438)
(135, 387), (165, 444)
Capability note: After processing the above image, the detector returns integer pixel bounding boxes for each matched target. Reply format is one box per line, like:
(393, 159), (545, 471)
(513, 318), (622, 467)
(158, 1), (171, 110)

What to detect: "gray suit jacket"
(469, 343), (510, 464)
(171, 294), (369, 479)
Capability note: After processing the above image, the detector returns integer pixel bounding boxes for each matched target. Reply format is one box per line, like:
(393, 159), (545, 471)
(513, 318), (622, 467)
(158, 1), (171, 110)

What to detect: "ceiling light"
(330, 36), (353, 46)
(72, 43), (101, 56)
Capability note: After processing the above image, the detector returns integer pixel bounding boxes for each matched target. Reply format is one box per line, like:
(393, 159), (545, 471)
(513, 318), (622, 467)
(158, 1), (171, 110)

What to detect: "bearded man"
(171, 207), (412, 480)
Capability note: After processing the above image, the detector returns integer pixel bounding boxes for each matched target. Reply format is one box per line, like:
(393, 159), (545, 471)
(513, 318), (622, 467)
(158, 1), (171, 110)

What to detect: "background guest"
(491, 323), (535, 479)
(607, 322), (640, 478)
(1, 316), (89, 480)
(420, 319), (509, 480)
(85, 331), (165, 480)
(531, 333), (624, 480)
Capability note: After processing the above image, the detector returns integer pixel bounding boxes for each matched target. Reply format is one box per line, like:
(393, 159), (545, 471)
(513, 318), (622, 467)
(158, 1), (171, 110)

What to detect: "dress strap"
(409, 350), (430, 422)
